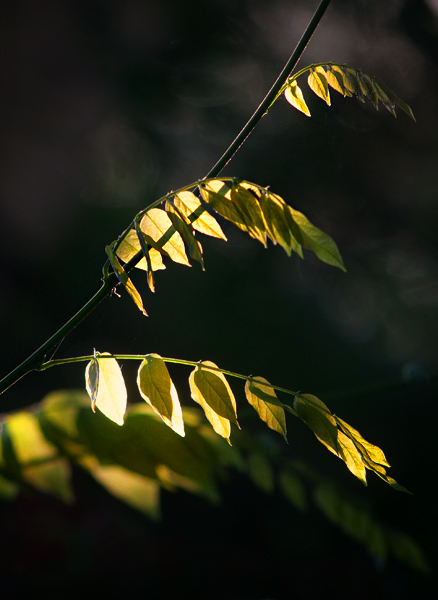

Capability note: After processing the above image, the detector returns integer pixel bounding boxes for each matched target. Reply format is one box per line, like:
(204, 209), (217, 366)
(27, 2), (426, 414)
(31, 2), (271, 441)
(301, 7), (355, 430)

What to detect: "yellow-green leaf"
(116, 230), (166, 272)
(106, 244), (148, 315)
(4, 412), (74, 502)
(174, 190), (227, 240)
(85, 352), (127, 426)
(336, 430), (367, 485)
(257, 190), (294, 256)
(137, 354), (185, 437)
(230, 182), (268, 247)
(326, 65), (347, 96)
(286, 206), (346, 271)
(335, 416), (390, 467)
(79, 455), (160, 520)
(308, 66), (331, 106)
(24, 459), (74, 503)
(327, 65), (354, 97)
(284, 80), (311, 116)
(200, 180), (249, 234)
(294, 393), (338, 453)
(245, 376), (287, 440)
(5, 412), (58, 464)
(165, 202), (205, 269)
(189, 361), (239, 443)
(140, 208), (191, 266)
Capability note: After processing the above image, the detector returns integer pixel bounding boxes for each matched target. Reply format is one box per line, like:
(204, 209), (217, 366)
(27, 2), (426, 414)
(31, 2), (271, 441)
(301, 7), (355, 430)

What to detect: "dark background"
(1, 0), (437, 597)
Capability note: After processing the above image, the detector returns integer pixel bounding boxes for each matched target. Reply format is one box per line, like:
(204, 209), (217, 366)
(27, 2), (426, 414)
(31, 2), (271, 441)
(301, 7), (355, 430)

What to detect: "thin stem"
(205, 0), (333, 176)
(0, 0), (332, 397)
(37, 353), (297, 398)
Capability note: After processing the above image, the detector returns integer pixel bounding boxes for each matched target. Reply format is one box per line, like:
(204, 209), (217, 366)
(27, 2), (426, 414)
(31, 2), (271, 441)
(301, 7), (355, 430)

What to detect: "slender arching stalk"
(0, 0), (332, 397)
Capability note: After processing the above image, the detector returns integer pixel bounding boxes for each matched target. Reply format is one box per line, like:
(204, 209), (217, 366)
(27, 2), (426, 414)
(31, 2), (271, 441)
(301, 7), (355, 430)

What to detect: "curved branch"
(0, 0), (332, 397)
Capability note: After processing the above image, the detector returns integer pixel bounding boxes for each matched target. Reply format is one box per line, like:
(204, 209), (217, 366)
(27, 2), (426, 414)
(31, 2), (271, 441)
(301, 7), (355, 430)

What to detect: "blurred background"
(1, 0), (437, 597)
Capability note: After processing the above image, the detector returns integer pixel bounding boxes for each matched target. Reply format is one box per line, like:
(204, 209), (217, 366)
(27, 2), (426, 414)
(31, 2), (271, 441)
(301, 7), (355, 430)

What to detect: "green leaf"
(189, 361), (239, 443)
(79, 455), (160, 520)
(286, 206), (346, 270)
(284, 80), (311, 116)
(85, 352), (127, 426)
(25, 459), (74, 503)
(293, 394), (338, 454)
(0, 473), (19, 500)
(165, 202), (205, 269)
(40, 389), (89, 439)
(308, 66), (331, 106)
(137, 354), (185, 437)
(106, 244), (148, 315)
(139, 207), (191, 266)
(247, 452), (274, 493)
(278, 470), (308, 511)
(374, 77), (416, 121)
(173, 190), (227, 240)
(359, 72), (379, 109)
(389, 531), (430, 573)
(4, 412), (73, 502)
(245, 376), (287, 440)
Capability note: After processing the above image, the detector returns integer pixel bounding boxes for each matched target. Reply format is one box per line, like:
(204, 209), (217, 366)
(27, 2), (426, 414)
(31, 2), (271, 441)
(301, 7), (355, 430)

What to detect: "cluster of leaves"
(279, 62), (416, 120)
(106, 178), (345, 315)
(0, 390), (428, 573)
(84, 351), (405, 492)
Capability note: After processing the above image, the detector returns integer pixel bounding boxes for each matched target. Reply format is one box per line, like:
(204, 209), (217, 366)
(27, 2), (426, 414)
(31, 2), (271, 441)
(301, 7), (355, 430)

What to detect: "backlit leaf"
(173, 191), (227, 240)
(4, 412), (73, 502)
(5, 412), (58, 464)
(257, 190), (294, 255)
(335, 416), (390, 467)
(116, 229), (166, 273)
(284, 80), (311, 116)
(24, 459), (74, 503)
(85, 352), (127, 426)
(286, 206), (346, 270)
(106, 244), (148, 315)
(326, 64), (348, 96)
(200, 180), (250, 234)
(140, 208), (191, 266)
(294, 394), (338, 453)
(137, 354), (185, 437)
(308, 66), (331, 105)
(245, 376), (287, 440)
(79, 455), (160, 520)
(336, 430), (367, 485)
(165, 202), (205, 269)
(230, 182), (268, 247)
(189, 361), (239, 443)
